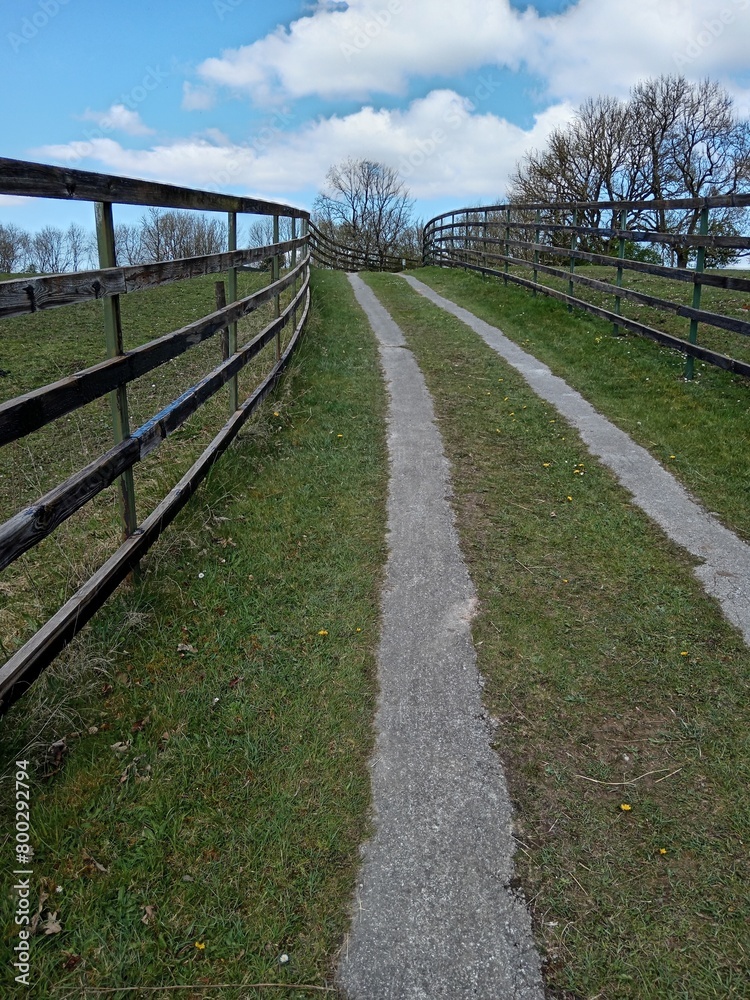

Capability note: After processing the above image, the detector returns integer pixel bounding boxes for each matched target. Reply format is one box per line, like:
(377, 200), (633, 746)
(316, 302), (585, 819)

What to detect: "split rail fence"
(424, 194), (750, 380)
(0, 158), (311, 713)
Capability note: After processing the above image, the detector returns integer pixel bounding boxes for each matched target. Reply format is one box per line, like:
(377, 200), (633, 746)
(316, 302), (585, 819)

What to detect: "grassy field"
(0, 268), (387, 997)
(364, 271), (750, 1000)
(0, 267), (302, 662)
(416, 265), (750, 546)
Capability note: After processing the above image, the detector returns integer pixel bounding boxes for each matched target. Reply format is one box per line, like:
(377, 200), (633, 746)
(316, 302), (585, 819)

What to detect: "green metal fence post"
(685, 206), (710, 381)
(94, 202), (137, 542)
(613, 209), (627, 336)
(483, 209), (488, 278)
(533, 209), (541, 297)
(227, 212), (239, 412)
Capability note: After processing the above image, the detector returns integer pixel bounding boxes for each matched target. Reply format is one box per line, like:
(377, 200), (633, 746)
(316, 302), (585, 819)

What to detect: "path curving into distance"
(401, 274), (750, 649)
(338, 274), (544, 999)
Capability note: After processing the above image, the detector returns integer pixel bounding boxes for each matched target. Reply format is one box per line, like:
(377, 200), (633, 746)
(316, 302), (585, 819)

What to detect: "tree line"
(0, 210), (289, 275)
(509, 74), (749, 267)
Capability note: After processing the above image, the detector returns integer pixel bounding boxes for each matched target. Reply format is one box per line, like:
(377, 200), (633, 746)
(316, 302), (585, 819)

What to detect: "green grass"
(0, 268), (387, 998)
(0, 268), (302, 661)
(363, 270), (750, 1000)
(415, 265), (750, 545)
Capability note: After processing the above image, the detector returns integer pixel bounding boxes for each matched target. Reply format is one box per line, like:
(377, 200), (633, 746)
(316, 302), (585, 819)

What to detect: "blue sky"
(1, 0), (749, 233)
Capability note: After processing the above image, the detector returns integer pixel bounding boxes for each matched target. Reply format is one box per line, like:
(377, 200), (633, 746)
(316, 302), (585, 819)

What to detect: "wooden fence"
(309, 221), (419, 272)
(423, 194), (750, 380)
(0, 158), (311, 713)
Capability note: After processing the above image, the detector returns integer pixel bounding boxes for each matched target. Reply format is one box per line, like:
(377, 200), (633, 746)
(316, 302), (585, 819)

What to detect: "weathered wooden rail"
(424, 194), (750, 380)
(0, 158), (311, 713)
(309, 221), (419, 272)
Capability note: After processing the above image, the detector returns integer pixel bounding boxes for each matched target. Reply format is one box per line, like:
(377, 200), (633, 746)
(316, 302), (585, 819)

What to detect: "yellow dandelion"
(273, 412), (280, 417)
(567, 496), (573, 502)
(659, 848), (668, 855)
(670, 455), (676, 460)
(337, 434), (343, 438)
(356, 628), (362, 633)
(681, 651), (688, 657)
(543, 462), (551, 468)
(318, 629), (329, 636)
(195, 941), (206, 950)
(620, 803), (632, 812)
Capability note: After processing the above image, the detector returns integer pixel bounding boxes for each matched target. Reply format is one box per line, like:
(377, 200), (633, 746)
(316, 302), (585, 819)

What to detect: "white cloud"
(182, 82), (217, 112)
(195, 0), (750, 107)
(80, 104), (155, 136)
(34, 90), (574, 205)
(198, 0), (533, 103)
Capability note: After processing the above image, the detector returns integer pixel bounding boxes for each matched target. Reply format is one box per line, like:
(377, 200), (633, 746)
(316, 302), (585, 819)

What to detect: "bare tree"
(511, 75), (750, 265)
(65, 222), (95, 271)
(138, 208), (228, 262)
(28, 226), (72, 273)
(114, 223), (146, 265)
(313, 158), (415, 267)
(0, 223), (31, 274)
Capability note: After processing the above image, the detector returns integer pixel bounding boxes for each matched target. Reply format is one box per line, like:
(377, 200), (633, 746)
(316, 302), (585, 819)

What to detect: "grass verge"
(414, 266), (750, 544)
(0, 268), (387, 998)
(364, 270), (750, 1000)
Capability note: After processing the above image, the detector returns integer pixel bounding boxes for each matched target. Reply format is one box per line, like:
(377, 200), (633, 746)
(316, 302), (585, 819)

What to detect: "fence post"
(215, 281), (229, 361)
(685, 206), (710, 381)
(613, 209), (627, 336)
(291, 217), (298, 335)
(533, 209), (541, 297)
(273, 215), (281, 361)
(464, 213), (469, 272)
(94, 202), (137, 543)
(227, 212), (239, 413)
(568, 208), (579, 312)
(504, 207), (511, 286)
(482, 209), (488, 278)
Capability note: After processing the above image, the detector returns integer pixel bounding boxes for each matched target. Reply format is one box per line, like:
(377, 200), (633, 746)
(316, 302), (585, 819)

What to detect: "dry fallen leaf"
(41, 912), (62, 935)
(177, 643), (198, 655)
(141, 905), (157, 925)
(110, 741), (131, 753)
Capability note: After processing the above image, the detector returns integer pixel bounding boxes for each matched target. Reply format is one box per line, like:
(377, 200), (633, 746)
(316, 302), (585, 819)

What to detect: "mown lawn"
(415, 265), (750, 545)
(0, 268), (387, 998)
(364, 270), (750, 1000)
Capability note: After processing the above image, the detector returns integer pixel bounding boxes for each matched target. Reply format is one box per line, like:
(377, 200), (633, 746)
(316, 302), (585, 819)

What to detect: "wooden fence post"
(291, 217), (298, 334)
(94, 202), (137, 543)
(613, 209), (627, 336)
(215, 281), (229, 360)
(273, 215), (281, 361)
(533, 209), (541, 296)
(568, 208), (579, 312)
(227, 212), (239, 412)
(685, 206), (710, 381)
(504, 207), (510, 286)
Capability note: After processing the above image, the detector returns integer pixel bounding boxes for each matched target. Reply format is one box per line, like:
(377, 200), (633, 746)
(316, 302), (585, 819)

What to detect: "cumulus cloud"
(35, 89), (574, 203)
(195, 0), (750, 107)
(80, 104), (155, 136)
